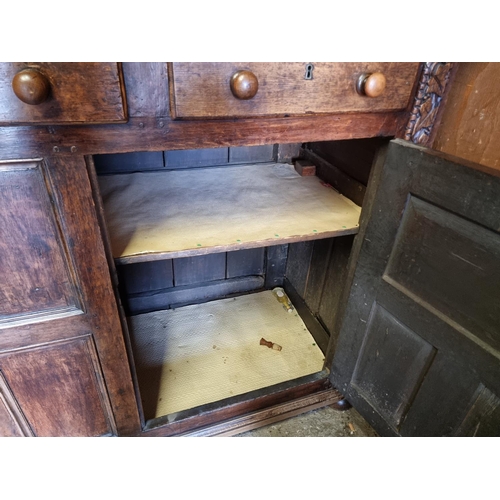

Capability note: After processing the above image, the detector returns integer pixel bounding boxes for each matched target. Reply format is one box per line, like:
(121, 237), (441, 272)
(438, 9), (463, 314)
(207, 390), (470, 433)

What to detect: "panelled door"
(331, 139), (500, 436)
(0, 155), (139, 436)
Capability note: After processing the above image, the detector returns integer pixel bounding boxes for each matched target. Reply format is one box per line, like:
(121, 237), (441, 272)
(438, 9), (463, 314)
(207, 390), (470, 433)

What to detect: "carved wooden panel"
(404, 62), (455, 146)
(0, 337), (114, 437)
(0, 160), (83, 328)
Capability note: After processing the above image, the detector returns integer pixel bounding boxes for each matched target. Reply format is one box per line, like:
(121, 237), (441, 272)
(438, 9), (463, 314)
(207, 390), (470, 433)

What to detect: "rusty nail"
(71, 146), (77, 153)
(53, 146), (59, 153)
(139, 122), (144, 128)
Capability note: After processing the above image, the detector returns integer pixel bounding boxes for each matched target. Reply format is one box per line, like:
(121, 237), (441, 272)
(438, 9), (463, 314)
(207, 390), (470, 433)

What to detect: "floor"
(235, 404), (378, 437)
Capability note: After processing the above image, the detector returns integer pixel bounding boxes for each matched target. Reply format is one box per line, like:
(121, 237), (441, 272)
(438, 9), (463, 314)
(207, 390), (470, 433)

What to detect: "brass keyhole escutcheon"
(304, 63), (314, 80)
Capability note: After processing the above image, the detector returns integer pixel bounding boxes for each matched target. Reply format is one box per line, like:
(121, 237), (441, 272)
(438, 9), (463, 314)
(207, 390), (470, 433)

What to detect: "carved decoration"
(404, 62), (455, 146)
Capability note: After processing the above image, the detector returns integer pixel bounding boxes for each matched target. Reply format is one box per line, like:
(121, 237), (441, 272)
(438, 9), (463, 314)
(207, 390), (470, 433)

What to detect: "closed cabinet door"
(331, 139), (500, 436)
(0, 156), (139, 436)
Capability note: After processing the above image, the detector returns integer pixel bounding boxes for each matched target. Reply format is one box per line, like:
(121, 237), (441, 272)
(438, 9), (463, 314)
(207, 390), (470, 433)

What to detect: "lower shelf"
(128, 289), (326, 420)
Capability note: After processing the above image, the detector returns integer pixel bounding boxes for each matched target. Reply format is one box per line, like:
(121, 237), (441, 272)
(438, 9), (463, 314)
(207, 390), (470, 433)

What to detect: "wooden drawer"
(169, 62), (421, 119)
(0, 63), (127, 125)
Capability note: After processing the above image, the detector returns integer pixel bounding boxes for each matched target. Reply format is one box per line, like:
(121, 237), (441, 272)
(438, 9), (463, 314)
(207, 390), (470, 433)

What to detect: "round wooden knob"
(356, 72), (386, 98)
(230, 70), (258, 100)
(12, 68), (51, 105)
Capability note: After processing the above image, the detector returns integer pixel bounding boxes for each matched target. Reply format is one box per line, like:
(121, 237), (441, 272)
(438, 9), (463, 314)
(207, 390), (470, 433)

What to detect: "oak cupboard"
(1, 62), (497, 437)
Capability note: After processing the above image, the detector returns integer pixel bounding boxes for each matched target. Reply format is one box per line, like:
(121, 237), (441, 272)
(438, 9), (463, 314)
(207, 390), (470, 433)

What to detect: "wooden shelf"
(98, 162), (361, 264)
(128, 289), (325, 418)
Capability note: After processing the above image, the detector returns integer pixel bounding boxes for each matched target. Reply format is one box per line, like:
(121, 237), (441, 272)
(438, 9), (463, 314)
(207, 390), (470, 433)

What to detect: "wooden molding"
(404, 63), (456, 146)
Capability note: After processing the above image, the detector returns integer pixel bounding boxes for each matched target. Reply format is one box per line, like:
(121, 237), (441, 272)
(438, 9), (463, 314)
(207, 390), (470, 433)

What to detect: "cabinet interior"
(91, 139), (387, 430)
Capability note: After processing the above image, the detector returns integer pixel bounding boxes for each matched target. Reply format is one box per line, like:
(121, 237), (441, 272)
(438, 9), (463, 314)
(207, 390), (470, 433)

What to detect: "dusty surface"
(235, 405), (378, 437)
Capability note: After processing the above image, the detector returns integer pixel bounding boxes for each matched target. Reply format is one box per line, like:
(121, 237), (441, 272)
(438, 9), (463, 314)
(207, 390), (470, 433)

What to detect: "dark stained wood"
(94, 151), (164, 174)
(285, 241), (314, 297)
(265, 244), (288, 288)
(173, 253), (226, 286)
(118, 260), (174, 295)
(330, 139), (500, 436)
(433, 63), (500, 171)
(384, 195), (500, 353)
(0, 112), (406, 160)
(44, 154), (141, 435)
(454, 384), (500, 436)
(350, 303), (436, 432)
(0, 372), (32, 436)
(0, 160), (82, 326)
(301, 148), (366, 206)
(0, 338), (113, 436)
(283, 278), (330, 354)
(318, 235), (355, 341)
(306, 138), (389, 185)
(226, 247), (265, 279)
(304, 239), (334, 314)
(286, 237), (354, 346)
(0, 396), (25, 436)
(0, 63), (436, 437)
(181, 387), (341, 436)
(85, 155), (146, 427)
(12, 68), (51, 105)
(126, 276), (265, 314)
(399, 356), (483, 436)
(165, 147), (228, 168)
(0, 63), (127, 125)
(170, 63), (420, 118)
(229, 144), (275, 163)
(140, 371), (334, 436)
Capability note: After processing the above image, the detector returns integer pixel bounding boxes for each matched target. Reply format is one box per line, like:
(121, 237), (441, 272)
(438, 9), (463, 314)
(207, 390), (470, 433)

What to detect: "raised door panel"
(0, 338), (114, 437)
(0, 156), (140, 436)
(331, 140), (500, 436)
(0, 160), (83, 327)
(0, 372), (31, 436)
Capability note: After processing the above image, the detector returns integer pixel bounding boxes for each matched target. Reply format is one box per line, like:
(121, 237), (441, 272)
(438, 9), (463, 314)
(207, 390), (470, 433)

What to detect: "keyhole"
(304, 63), (314, 80)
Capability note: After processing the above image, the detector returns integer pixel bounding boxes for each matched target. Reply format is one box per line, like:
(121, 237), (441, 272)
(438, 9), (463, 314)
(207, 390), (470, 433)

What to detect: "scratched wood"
(331, 139), (500, 436)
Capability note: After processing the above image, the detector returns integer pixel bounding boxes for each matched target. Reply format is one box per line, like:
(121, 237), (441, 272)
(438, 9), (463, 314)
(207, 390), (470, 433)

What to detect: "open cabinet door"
(330, 139), (500, 437)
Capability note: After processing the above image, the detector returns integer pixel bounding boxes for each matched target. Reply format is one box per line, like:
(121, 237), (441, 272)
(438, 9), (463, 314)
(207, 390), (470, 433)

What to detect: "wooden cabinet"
(3, 62), (496, 437)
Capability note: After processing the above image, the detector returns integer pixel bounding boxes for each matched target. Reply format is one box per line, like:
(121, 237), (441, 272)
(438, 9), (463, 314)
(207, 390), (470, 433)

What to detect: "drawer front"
(170, 62), (421, 119)
(0, 63), (127, 125)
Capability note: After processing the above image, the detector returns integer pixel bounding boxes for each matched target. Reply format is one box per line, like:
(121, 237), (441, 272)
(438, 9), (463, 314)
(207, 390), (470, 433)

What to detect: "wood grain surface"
(170, 63), (420, 118)
(433, 63), (500, 170)
(0, 63), (127, 125)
